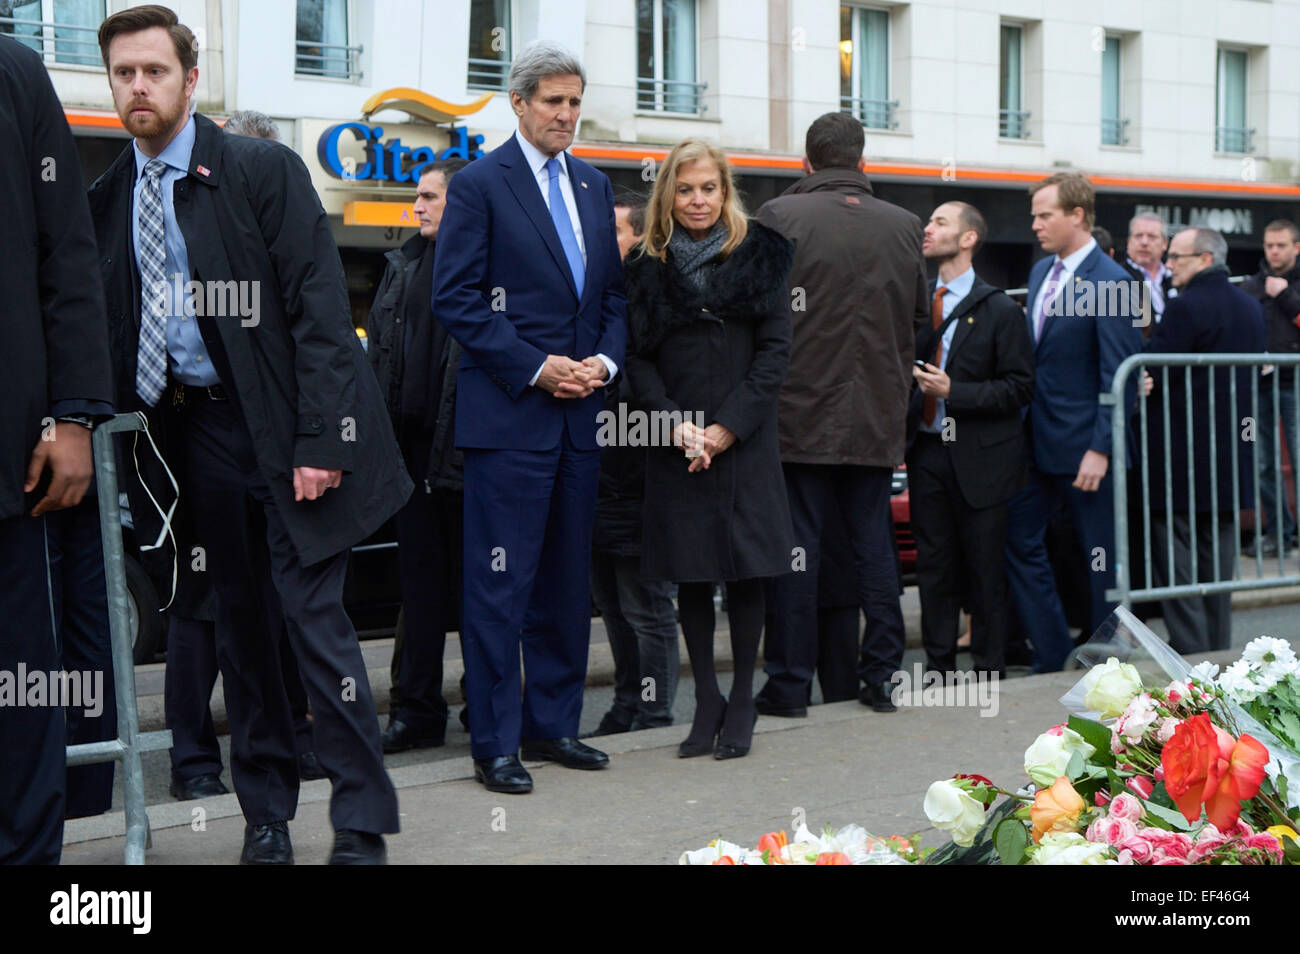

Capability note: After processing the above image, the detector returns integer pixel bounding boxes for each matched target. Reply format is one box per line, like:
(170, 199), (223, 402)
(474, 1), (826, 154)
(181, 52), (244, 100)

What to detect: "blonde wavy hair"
(639, 138), (748, 262)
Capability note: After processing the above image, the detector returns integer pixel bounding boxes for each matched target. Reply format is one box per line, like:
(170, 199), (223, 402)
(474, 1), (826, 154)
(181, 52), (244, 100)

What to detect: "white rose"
(1023, 728), (1094, 787)
(1082, 657), (1144, 718)
(923, 779), (986, 848)
(1030, 831), (1114, 865)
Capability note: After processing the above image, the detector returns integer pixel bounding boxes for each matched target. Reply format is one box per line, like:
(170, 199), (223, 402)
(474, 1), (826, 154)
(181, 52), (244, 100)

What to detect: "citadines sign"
(316, 121), (485, 182)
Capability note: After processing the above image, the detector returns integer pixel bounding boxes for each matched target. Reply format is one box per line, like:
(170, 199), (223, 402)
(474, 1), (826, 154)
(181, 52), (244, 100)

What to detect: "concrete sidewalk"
(129, 575), (1300, 736)
(62, 651), (1240, 864)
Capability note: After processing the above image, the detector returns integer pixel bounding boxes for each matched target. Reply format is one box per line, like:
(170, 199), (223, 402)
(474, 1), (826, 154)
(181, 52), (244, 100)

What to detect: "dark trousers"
(184, 394), (398, 832)
(0, 515), (64, 863)
(909, 434), (1009, 675)
(1151, 513), (1234, 654)
(1005, 466), (1117, 672)
(165, 615), (223, 780)
(1255, 375), (1298, 541)
(46, 491), (117, 817)
(763, 463), (905, 704)
(390, 426), (458, 735)
(461, 437), (599, 760)
(589, 553), (679, 728)
(816, 607), (861, 703)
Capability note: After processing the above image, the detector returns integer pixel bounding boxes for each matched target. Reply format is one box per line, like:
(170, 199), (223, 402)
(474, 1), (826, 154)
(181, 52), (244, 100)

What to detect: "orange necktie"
(922, 286), (948, 426)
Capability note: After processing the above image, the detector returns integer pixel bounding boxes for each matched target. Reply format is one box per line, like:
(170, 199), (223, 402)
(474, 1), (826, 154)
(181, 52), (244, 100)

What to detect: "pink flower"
(1116, 848), (1135, 865)
(1100, 817), (1138, 846)
(1093, 791), (1110, 807)
(1244, 834), (1283, 863)
(1139, 829), (1193, 860)
(1189, 825), (1231, 863)
(1119, 836), (1155, 864)
(1164, 681), (1191, 705)
(1153, 765), (1165, 782)
(1155, 857), (1190, 865)
(1125, 776), (1154, 800)
(1231, 819), (1254, 838)
(1046, 723), (1066, 737)
(1156, 717), (1182, 744)
(1108, 792), (1145, 821)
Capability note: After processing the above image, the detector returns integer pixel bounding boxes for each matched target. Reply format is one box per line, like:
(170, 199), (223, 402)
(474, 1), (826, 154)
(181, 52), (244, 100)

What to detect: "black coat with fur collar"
(624, 221), (795, 582)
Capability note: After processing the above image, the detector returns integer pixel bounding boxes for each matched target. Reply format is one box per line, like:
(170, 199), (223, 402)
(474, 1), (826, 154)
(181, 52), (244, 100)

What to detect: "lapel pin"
(196, 164), (211, 178)
(966, 316), (974, 323)
(580, 180), (588, 189)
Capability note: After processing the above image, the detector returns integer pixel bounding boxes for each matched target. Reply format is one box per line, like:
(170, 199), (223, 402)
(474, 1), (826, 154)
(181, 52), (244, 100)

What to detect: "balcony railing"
(468, 57), (510, 92)
(1102, 116), (1130, 146)
(636, 76), (708, 115)
(295, 39), (363, 80)
(999, 108), (1031, 140)
(840, 95), (898, 130)
(0, 16), (100, 67)
(1215, 125), (1255, 154)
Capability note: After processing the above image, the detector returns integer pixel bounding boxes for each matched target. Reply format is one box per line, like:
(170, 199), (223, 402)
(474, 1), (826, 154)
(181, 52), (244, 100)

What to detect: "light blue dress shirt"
(919, 266), (975, 434)
(132, 116), (219, 387)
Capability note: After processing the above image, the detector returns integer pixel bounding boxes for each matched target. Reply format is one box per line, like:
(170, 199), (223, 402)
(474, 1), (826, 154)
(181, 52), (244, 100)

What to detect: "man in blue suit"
(432, 41), (627, 794)
(1006, 172), (1142, 671)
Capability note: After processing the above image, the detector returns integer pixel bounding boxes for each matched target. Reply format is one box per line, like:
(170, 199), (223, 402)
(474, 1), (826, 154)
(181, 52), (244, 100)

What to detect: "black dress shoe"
(755, 696), (808, 718)
(714, 706), (758, 760)
(521, 736), (610, 770)
(581, 711), (633, 738)
(474, 755), (534, 793)
(858, 680), (898, 713)
(678, 701), (726, 758)
(240, 821), (293, 865)
(169, 773), (229, 801)
(328, 829), (387, 865)
(381, 718), (446, 754)
(298, 751), (327, 781)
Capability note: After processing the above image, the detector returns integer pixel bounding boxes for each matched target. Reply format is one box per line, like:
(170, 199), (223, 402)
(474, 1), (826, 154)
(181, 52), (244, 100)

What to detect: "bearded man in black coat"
(87, 5), (410, 865)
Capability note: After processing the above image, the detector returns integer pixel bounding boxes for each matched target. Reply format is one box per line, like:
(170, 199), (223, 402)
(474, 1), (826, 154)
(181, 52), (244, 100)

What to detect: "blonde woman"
(623, 139), (794, 760)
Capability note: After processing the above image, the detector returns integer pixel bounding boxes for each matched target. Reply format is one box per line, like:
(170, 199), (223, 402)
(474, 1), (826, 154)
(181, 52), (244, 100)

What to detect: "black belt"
(172, 382), (229, 407)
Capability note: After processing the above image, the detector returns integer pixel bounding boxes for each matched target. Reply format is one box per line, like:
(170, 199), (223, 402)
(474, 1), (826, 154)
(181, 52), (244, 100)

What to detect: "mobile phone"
(914, 360), (929, 369)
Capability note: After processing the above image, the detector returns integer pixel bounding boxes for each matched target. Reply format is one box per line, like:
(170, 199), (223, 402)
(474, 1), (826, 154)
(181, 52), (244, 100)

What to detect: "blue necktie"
(545, 157), (585, 298)
(136, 159), (170, 406)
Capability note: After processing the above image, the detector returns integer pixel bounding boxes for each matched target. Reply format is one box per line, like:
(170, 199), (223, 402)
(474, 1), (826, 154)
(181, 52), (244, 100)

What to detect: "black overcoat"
(87, 114), (411, 566)
(624, 221), (795, 582)
(1, 38), (112, 519)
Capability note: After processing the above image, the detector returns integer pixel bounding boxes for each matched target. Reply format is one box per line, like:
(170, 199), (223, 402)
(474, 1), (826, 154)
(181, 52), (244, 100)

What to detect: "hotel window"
(1100, 35), (1128, 145)
(1216, 47), (1253, 153)
(839, 5), (895, 129)
(999, 23), (1028, 139)
(296, 0), (360, 80)
(0, 0), (104, 66)
(467, 0), (511, 92)
(637, 0), (705, 115)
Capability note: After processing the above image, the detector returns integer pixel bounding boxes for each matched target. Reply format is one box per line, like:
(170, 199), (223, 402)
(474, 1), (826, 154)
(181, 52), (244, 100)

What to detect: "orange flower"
(756, 830), (788, 864)
(1162, 714), (1269, 830)
(712, 856), (736, 865)
(1030, 776), (1085, 844)
(814, 852), (853, 865)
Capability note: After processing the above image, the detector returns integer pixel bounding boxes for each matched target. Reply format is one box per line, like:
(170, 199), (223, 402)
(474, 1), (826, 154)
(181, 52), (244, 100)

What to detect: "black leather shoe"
(755, 696), (808, 718)
(474, 755), (534, 793)
(298, 751), (327, 781)
(581, 711), (633, 738)
(240, 821), (293, 865)
(381, 718), (446, 754)
(858, 681), (898, 713)
(169, 773), (229, 801)
(328, 829), (387, 865)
(521, 736), (610, 770)
(714, 706), (758, 760)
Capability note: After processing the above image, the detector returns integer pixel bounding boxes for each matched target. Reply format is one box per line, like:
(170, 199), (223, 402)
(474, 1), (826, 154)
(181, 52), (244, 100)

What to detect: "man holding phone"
(908, 202), (1034, 676)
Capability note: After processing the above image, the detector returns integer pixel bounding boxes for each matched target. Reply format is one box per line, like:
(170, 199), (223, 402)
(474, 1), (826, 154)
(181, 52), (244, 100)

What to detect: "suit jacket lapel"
(945, 285), (981, 361)
(500, 138), (579, 299)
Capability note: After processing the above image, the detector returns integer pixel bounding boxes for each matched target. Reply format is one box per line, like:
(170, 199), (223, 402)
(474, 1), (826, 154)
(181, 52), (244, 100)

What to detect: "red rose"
(1160, 714), (1269, 830)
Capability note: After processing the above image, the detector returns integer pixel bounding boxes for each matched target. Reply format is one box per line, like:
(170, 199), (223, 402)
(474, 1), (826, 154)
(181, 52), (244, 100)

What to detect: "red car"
(891, 465), (916, 581)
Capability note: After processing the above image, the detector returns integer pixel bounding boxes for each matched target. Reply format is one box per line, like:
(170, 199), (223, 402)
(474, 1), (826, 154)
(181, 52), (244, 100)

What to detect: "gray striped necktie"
(136, 158), (169, 406)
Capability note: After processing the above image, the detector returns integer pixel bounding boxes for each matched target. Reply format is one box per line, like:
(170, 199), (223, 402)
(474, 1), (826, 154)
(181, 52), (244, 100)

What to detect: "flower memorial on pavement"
(920, 614), (1300, 865)
(679, 610), (1300, 865)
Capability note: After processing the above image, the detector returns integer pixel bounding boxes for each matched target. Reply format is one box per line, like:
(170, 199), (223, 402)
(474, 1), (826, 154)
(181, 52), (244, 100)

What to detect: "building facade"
(18, 0), (1300, 311)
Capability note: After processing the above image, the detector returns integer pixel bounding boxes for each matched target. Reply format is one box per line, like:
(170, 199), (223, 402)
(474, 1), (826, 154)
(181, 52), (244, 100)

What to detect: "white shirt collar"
(515, 129), (568, 179)
(1056, 237), (1097, 274)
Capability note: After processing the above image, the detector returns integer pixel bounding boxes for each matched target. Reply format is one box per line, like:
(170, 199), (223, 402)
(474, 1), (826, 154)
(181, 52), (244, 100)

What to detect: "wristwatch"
(55, 414), (96, 431)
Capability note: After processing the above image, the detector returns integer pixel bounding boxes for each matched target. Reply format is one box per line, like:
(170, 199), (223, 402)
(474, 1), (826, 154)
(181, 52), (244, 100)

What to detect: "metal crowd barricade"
(65, 413), (173, 864)
(1108, 353), (1300, 611)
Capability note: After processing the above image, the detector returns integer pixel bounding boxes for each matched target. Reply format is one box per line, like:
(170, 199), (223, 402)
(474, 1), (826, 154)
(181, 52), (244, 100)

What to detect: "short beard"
(122, 100), (188, 142)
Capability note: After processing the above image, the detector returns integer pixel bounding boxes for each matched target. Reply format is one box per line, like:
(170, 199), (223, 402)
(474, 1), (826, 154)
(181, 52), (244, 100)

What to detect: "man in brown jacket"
(755, 112), (928, 714)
